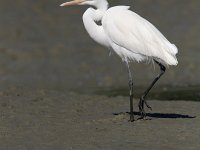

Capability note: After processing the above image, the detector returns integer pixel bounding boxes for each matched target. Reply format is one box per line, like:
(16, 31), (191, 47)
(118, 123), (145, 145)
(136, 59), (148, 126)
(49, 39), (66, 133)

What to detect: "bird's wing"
(102, 6), (178, 64)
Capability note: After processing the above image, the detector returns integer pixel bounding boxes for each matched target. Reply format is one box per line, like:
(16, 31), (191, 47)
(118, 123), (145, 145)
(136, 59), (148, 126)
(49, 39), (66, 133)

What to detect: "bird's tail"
(163, 44), (178, 66)
(168, 43), (178, 55)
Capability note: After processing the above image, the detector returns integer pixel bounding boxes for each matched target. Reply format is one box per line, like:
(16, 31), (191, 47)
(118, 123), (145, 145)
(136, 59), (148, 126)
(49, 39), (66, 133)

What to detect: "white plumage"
(60, 0), (178, 65)
(102, 6), (178, 65)
(60, 0), (178, 121)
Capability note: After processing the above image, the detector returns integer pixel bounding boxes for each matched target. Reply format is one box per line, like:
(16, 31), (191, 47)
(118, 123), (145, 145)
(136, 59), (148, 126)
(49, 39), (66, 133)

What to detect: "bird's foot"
(138, 96), (152, 119)
(129, 114), (135, 122)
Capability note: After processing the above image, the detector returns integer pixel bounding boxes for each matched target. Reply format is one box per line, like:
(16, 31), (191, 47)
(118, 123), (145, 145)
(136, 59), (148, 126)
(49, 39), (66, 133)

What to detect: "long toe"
(139, 109), (146, 119)
(129, 116), (135, 122)
(138, 99), (147, 119)
(144, 101), (152, 111)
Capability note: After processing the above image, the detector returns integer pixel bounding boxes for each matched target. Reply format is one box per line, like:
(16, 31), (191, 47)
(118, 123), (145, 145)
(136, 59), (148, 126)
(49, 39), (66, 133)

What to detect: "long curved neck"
(82, 7), (109, 47)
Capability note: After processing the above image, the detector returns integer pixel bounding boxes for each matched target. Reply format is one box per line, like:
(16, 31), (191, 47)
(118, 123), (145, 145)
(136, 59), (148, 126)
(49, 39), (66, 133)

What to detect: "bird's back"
(102, 6), (178, 65)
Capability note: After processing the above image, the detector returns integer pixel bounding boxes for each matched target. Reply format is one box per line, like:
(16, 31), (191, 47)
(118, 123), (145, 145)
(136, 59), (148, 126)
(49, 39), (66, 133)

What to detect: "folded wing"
(102, 6), (178, 65)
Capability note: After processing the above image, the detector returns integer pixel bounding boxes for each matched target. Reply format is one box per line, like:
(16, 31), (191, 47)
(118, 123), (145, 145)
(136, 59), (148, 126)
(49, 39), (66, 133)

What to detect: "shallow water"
(0, 0), (199, 100)
(92, 85), (200, 101)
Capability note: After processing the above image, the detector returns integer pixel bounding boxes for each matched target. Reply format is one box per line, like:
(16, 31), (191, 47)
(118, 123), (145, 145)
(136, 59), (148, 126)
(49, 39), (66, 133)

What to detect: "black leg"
(125, 62), (134, 122)
(139, 60), (166, 118)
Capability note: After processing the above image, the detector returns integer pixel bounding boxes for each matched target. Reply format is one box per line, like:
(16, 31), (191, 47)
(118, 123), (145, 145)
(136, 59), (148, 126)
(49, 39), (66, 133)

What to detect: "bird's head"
(60, 0), (108, 10)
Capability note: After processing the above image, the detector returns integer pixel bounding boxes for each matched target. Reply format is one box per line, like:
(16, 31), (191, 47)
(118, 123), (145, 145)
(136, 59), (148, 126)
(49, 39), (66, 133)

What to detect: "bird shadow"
(113, 111), (196, 119)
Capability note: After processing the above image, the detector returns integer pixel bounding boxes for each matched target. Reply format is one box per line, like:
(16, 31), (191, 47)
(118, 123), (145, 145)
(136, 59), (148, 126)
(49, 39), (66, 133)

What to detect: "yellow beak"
(60, 0), (85, 7)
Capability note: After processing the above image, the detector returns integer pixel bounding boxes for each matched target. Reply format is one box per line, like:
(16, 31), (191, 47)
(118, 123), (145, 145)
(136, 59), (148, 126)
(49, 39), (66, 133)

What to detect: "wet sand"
(0, 89), (199, 150)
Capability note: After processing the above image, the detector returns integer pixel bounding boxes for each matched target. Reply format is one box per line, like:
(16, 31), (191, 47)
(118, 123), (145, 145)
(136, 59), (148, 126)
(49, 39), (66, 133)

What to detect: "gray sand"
(0, 89), (199, 150)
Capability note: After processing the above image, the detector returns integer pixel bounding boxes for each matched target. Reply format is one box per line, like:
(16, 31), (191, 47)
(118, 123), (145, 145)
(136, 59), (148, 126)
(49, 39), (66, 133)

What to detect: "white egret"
(60, 0), (178, 122)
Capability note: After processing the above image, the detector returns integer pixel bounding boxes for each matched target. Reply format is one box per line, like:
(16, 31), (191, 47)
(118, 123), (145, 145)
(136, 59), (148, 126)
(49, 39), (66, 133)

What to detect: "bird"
(60, 0), (178, 122)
